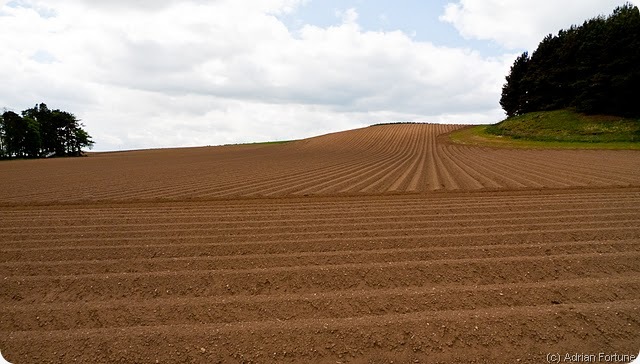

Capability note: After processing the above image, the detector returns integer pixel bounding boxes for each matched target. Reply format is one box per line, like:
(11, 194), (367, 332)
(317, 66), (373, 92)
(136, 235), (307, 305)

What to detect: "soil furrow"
(3, 228), (638, 262)
(2, 212), (636, 234)
(3, 219), (637, 242)
(3, 276), (639, 332)
(3, 239), (638, 276)
(2, 301), (637, 363)
(2, 252), (638, 304)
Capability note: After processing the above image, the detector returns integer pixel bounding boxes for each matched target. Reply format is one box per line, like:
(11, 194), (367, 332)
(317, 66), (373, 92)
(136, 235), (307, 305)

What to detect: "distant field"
(1, 124), (639, 363)
(1, 123), (640, 203)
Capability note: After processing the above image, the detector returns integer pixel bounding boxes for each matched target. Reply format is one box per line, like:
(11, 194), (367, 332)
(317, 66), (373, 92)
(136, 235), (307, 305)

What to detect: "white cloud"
(441, 0), (640, 50)
(1, 0), (513, 151)
(336, 7), (359, 25)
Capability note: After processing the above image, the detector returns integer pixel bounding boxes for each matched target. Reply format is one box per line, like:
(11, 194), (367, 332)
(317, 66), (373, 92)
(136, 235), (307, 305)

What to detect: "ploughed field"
(1, 124), (640, 202)
(1, 124), (639, 363)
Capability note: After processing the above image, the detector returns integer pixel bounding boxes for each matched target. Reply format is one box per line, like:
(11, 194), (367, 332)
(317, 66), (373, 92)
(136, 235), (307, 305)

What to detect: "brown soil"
(1, 124), (639, 363)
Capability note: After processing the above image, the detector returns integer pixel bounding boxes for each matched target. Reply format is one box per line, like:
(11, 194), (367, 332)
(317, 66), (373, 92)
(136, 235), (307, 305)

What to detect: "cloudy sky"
(1, 0), (635, 151)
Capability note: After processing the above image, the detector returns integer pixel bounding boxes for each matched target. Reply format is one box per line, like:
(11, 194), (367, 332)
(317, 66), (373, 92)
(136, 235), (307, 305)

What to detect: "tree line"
(500, 3), (640, 118)
(0, 103), (94, 159)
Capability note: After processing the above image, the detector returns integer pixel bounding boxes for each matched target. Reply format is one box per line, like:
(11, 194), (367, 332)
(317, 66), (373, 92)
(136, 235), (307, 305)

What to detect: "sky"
(0, 0), (636, 151)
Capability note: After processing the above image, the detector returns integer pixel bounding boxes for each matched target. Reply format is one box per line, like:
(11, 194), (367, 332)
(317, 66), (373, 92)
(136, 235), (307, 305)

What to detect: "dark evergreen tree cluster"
(500, 3), (640, 118)
(0, 103), (94, 159)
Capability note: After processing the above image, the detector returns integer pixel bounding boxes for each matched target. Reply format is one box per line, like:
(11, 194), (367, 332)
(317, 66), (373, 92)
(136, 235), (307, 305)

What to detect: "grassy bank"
(450, 109), (640, 150)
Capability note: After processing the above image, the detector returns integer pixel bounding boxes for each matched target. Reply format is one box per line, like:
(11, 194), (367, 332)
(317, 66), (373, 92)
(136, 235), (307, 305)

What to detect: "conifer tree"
(0, 104), (93, 159)
(500, 3), (640, 118)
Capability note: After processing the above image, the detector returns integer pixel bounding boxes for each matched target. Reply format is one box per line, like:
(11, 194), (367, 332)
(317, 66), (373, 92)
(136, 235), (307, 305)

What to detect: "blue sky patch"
(278, 0), (509, 57)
